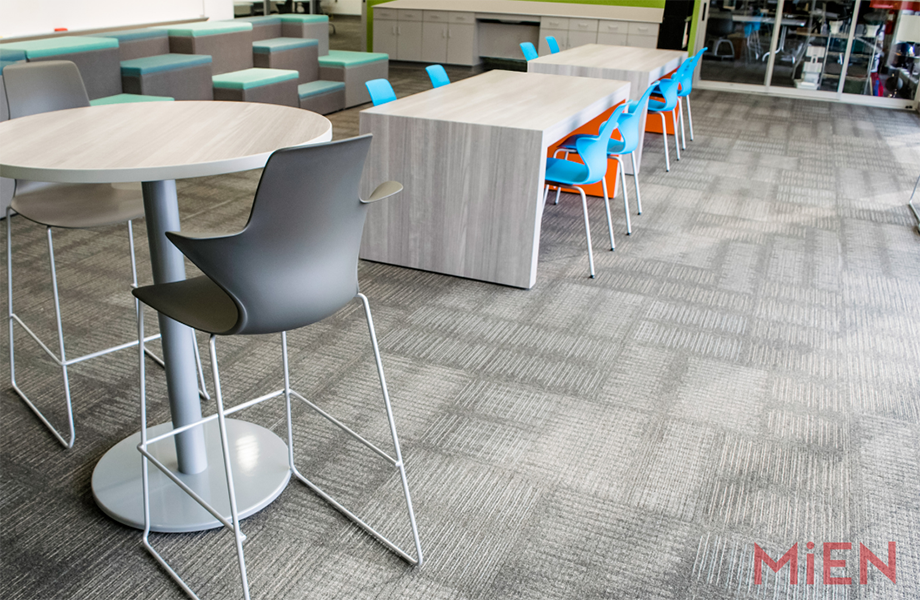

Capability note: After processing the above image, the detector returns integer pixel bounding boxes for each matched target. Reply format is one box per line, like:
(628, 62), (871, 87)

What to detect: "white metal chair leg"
(616, 156), (631, 235)
(630, 153), (643, 215)
(677, 98), (687, 151)
(577, 187), (595, 278)
(686, 96), (695, 141)
(600, 176), (615, 251)
(660, 113), (670, 172)
(672, 110), (681, 161)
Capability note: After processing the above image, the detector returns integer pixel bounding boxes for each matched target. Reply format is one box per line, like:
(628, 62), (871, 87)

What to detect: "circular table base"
(92, 419), (291, 533)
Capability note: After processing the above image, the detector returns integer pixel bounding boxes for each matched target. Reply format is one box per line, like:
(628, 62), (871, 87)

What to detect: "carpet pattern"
(2, 26), (920, 600)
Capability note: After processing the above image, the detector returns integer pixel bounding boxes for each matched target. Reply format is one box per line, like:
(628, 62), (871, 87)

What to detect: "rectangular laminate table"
(358, 69), (630, 289)
(528, 44), (686, 173)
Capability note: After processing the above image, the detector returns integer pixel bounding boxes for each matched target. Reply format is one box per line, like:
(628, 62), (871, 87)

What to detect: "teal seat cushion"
(0, 36), (119, 59)
(318, 50), (389, 68)
(212, 68), (298, 90)
(297, 80), (345, 98)
(0, 47), (27, 61)
(97, 28), (168, 42)
(157, 21), (252, 37)
(235, 16), (282, 26)
(279, 15), (328, 24)
(121, 54), (212, 76)
(90, 93), (174, 106)
(253, 38), (317, 54)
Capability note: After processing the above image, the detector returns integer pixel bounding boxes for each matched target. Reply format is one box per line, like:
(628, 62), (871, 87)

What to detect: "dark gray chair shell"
(133, 135), (422, 600)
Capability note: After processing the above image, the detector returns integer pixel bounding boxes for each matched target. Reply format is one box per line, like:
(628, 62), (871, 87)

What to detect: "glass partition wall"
(697, 0), (920, 109)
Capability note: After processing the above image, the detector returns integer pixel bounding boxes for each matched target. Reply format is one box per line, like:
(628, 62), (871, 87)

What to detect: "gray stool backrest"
(166, 135), (374, 335)
(3, 60), (90, 119)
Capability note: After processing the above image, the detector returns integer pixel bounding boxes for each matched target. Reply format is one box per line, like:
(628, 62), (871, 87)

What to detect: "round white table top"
(0, 101), (333, 184)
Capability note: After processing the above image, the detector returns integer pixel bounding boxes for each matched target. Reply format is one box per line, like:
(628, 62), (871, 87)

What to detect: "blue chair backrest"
(426, 64), (450, 88)
(546, 36), (560, 54)
(628, 83), (657, 118)
(676, 47), (707, 97)
(651, 78), (680, 111)
(520, 42), (538, 61)
(365, 78), (396, 106)
(610, 110), (642, 156)
(576, 104), (626, 184)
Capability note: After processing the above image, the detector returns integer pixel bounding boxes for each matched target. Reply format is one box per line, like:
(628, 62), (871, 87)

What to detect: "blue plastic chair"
(425, 64), (450, 88)
(674, 47), (707, 146)
(520, 42), (538, 61)
(544, 104), (626, 278)
(555, 84), (657, 235)
(365, 78), (396, 106)
(546, 36), (560, 54)
(632, 77), (680, 172)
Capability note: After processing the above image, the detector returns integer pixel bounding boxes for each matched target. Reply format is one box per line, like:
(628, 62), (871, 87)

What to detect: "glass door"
(698, 0), (778, 86)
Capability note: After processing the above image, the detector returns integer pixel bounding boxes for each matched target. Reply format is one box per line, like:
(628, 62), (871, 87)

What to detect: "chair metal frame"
(137, 294), (422, 600)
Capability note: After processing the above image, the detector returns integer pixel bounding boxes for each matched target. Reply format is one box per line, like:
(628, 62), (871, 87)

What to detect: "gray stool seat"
(120, 53), (214, 100)
(212, 67), (299, 106)
(252, 37), (318, 84)
(132, 135), (421, 599)
(12, 181), (145, 229)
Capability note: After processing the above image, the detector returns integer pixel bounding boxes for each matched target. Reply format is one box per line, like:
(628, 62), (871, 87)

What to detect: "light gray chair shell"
(133, 134), (422, 600)
(3, 60), (208, 449)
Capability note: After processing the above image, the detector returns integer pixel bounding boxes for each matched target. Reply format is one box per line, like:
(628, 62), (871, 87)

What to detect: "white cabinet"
(567, 18), (598, 50)
(597, 20), (628, 46)
(422, 11), (449, 64)
(539, 16), (569, 54)
(373, 8), (399, 57)
(446, 13), (478, 66)
(626, 22), (659, 48)
(373, 7), (423, 61)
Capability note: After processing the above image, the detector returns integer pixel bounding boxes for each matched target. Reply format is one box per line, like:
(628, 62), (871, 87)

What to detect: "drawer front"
(374, 7), (397, 20)
(541, 16), (569, 30)
(568, 18), (598, 33)
(399, 10), (424, 22)
(626, 34), (658, 49)
(424, 11), (449, 23)
(599, 20), (627, 35)
(627, 22), (658, 37)
(449, 12), (476, 25)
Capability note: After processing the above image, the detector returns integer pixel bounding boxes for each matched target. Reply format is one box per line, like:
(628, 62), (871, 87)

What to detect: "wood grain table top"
(361, 70), (630, 140)
(0, 101), (333, 184)
(530, 44), (687, 73)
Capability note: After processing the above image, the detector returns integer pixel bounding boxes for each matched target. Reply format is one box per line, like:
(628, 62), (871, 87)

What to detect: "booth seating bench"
(234, 14), (329, 56)
(212, 67), (299, 106)
(253, 38), (318, 84)
(297, 80), (345, 114)
(121, 54), (214, 100)
(159, 21), (253, 75)
(0, 36), (121, 100)
(318, 50), (389, 108)
(97, 28), (170, 61)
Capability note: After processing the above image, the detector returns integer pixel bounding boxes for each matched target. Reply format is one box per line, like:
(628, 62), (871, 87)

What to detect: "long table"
(527, 44), (686, 173)
(358, 70), (630, 289)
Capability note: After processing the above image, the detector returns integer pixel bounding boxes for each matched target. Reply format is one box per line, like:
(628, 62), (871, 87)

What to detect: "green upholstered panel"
(97, 28), (168, 42)
(297, 80), (345, 98)
(318, 50), (388, 68)
(252, 37), (317, 54)
(279, 15), (328, 24)
(0, 36), (118, 59)
(157, 22), (252, 37)
(121, 53), (213, 76)
(212, 67), (298, 89)
(90, 93), (174, 105)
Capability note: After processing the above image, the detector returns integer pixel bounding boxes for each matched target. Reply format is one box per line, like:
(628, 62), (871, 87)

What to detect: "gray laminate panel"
(359, 70), (629, 289)
(379, 0), (664, 24)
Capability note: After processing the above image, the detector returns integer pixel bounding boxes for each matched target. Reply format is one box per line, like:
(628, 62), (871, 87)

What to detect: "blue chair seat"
(545, 157), (590, 185)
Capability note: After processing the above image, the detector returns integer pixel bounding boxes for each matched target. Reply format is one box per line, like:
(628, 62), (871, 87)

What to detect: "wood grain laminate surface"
(0, 101), (333, 184)
(378, 0), (664, 23)
(359, 70), (630, 289)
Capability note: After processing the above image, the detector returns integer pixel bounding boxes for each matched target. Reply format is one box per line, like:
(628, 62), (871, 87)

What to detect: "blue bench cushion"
(121, 53), (213, 76)
(318, 50), (388, 68)
(297, 80), (345, 99)
(212, 68), (298, 90)
(279, 15), (328, 24)
(235, 16), (282, 26)
(158, 22), (252, 37)
(0, 36), (118, 59)
(252, 38), (317, 54)
(0, 47), (27, 61)
(97, 28), (168, 42)
(90, 93), (174, 106)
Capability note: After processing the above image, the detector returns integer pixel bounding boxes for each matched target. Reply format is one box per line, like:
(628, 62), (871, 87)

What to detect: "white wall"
(0, 0), (235, 39)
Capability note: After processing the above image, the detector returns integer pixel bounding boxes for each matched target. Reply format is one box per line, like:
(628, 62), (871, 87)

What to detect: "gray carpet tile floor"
(2, 15), (920, 600)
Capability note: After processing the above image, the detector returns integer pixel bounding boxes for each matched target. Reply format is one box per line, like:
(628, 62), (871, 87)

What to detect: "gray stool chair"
(133, 135), (421, 599)
(3, 60), (208, 449)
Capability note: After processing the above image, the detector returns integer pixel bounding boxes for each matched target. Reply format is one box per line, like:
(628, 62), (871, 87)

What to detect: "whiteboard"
(0, 0), (234, 39)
